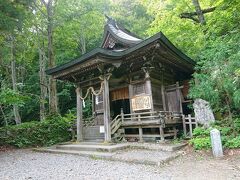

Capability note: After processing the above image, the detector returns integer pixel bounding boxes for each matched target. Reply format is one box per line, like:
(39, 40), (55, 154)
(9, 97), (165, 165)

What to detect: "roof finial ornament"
(104, 14), (115, 25)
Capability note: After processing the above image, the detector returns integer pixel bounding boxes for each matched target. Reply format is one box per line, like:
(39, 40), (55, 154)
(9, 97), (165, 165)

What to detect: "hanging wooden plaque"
(131, 95), (152, 111)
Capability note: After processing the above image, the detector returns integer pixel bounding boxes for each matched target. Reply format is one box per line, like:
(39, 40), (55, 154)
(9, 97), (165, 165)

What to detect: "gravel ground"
(114, 149), (175, 164)
(0, 149), (240, 180)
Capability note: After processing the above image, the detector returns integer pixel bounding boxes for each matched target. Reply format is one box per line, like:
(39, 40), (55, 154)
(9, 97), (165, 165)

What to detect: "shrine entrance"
(110, 87), (130, 118)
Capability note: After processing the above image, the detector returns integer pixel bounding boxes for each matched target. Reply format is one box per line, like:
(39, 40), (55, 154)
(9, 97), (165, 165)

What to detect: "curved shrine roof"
(46, 32), (195, 76)
(101, 16), (142, 49)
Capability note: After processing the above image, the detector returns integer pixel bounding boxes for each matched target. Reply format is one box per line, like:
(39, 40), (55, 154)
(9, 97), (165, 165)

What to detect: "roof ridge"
(105, 15), (142, 40)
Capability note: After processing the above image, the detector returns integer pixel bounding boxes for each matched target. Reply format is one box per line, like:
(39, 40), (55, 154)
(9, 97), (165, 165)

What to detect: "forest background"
(0, 0), (239, 129)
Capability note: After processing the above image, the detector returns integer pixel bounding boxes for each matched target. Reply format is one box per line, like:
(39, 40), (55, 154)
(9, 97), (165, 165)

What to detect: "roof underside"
(46, 32), (195, 79)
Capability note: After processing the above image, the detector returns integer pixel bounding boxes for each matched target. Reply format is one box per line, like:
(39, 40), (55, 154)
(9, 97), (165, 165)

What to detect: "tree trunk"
(39, 44), (48, 121)
(80, 30), (86, 54)
(10, 35), (21, 124)
(46, 0), (58, 114)
(0, 105), (8, 126)
(192, 0), (206, 25)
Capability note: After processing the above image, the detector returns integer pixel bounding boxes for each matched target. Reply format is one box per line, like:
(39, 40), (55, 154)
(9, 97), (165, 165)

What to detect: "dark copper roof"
(101, 16), (142, 49)
(46, 32), (195, 76)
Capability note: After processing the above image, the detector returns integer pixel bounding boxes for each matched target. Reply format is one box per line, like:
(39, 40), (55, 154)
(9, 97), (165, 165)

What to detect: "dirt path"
(157, 149), (240, 180)
(0, 148), (239, 180)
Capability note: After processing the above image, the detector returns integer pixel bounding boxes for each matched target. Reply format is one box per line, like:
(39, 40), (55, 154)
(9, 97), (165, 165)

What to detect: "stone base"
(33, 141), (186, 166)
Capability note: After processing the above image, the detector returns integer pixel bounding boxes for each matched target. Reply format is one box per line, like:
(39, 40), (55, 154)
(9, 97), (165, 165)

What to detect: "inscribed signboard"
(131, 95), (152, 111)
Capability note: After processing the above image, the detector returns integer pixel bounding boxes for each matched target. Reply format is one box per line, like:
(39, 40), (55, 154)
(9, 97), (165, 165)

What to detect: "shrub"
(190, 137), (211, 150)
(0, 115), (74, 148)
(224, 136), (240, 148)
(190, 117), (240, 150)
(192, 127), (211, 137)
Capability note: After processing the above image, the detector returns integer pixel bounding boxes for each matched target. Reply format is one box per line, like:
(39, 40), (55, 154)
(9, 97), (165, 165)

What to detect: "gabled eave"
(46, 32), (195, 77)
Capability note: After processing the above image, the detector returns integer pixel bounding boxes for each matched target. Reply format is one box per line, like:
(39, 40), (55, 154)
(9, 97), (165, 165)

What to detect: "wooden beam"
(159, 125), (165, 141)
(137, 115), (143, 142)
(128, 84), (133, 113)
(176, 82), (183, 113)
(161, 85), (167, 111)
(76, 87), (83, 141)
(103, 75), (111, 142)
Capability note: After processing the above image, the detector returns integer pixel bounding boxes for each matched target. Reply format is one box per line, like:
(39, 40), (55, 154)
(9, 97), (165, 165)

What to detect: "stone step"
(128, 142), (188, 152)
(35, 148), (115, 159)
(83, 126), (104, 140)
(55, 143), (130, 153)
(34, 147), (183, 166)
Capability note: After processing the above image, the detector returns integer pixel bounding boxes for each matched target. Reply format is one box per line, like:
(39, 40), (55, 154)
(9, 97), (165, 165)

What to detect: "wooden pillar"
(189, 114), (193, 138)
(161, 85), (167, 111)
(176, 82), (183, 113)
(138, 114), (143, 142)
(128, 84), (133, 114)
(103, 75), (111, 142)
(159, 125), (165, 141)
(76, 87), (83, 141)
(145, 72), (154, 111)
(182, 115), (187, 137)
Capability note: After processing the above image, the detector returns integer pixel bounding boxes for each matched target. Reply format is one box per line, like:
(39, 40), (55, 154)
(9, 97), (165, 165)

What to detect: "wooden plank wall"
(151, 83), (163, 111)
(150, 64), (176, 112)
(110, 87), (129, 101)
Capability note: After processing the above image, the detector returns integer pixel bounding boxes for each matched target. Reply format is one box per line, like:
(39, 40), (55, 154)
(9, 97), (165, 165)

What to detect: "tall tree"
(0, 0), (32, 124)
(41, 0), (58, 114)
(10, 36), (21, 124)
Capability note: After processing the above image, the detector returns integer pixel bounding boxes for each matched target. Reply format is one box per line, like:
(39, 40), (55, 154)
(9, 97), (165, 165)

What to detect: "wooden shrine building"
(46, 16), (195, 142)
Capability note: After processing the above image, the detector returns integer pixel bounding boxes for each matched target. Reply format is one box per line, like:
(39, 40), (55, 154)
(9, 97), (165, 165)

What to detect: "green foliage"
(141, 0), (240, 119)
(0, 115), (75, 147)
(224, 136), (240, 149)
(110, 0), (152, 38)
(83, 98), (92, 118)
(189, 32), (240, 116)
(0, 88), (29, 107)
(190, 137), (211, 150)
(0, 0), (32, 32)
(190, 117), (240, 150)
(192, 127), (211, 137)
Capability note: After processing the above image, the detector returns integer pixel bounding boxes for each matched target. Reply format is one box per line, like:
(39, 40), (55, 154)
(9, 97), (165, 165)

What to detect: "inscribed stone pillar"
(210, 129), (223, 157)
(103, 76), (111, 142)
(76, 87), (83, 141)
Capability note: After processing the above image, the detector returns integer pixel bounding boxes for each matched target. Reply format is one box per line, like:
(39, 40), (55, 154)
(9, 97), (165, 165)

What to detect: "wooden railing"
(182, 114), (198, 138)
(110, 110), (183, 142)
(110, 111), (164, 136)
(110, 114), (122, 135)
(121, 111), (163, 126)
(83, 116), (95, 127)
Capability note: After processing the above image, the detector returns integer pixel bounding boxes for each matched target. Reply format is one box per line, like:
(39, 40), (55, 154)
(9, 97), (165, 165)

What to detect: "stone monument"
(210, 129), (223, 157)
(193, 98), (215, 127)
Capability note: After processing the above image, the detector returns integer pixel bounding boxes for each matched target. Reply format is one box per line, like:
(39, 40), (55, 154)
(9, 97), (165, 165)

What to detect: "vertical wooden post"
(103, 75), (111, 142)
(160, 65), (166, 111)
(128, 84), (133, 114)
(159, 125), (165, 141)
(138, 114), (143, 142)
(145, 72), (154, 111)
(91, 94), (95, 117)
(173, 127), (177, 139)
(76, 87), (83, 141)
(176, 82), (183, 114)
(161, 85), (167, 111)
(182, 115), (187, 137)
(189, 114), (193, 138)
(120, 108), (124, 122)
